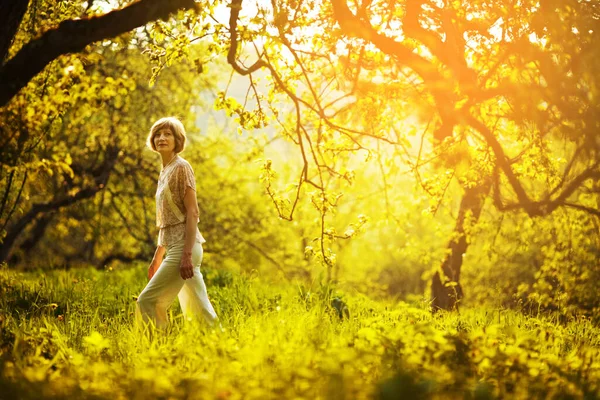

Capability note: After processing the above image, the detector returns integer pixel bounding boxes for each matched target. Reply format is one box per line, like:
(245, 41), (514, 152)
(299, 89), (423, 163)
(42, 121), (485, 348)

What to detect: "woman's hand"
(180, 253), (194, 280)
(148, 246), (165, 281)
(148, 259), (161, 280)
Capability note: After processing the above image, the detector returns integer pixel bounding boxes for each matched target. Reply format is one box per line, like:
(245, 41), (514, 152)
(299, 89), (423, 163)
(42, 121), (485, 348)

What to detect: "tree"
(207, 0), (599, 309)
(2, 0), (599, 311)
(0, 0), (197, 107)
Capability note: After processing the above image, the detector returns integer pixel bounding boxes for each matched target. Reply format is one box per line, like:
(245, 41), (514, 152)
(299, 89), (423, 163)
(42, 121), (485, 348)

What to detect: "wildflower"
(57, 315), (64, 321)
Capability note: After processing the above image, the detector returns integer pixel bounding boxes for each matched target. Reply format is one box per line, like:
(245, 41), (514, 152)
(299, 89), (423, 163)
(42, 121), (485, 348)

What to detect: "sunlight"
(2, 0), (599, 397)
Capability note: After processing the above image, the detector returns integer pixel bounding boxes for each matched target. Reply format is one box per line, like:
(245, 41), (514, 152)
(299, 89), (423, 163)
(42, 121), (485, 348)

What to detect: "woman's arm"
(180, 186), (199, 279)
(148, 245), (166, 280)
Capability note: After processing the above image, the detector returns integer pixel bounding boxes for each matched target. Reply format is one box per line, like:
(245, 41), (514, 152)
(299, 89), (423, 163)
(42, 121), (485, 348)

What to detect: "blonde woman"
(136, 116), (218, 329)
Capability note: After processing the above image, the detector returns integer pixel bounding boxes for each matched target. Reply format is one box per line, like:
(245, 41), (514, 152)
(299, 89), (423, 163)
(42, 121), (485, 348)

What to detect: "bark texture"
(0, 146), (120, 264)
(0, 0), (196, 106)
(431, 181), (491, 311)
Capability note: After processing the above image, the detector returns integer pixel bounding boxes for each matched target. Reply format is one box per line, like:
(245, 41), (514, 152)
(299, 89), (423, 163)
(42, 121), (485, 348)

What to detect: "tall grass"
(0, 264), (599, 399)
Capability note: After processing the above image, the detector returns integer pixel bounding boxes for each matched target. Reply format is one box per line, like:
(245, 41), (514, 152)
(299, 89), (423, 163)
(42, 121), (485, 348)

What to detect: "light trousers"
(136, 240), (218, 329)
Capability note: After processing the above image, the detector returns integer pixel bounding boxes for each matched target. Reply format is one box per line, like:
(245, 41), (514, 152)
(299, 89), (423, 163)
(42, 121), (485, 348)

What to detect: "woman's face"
(153, 128), (176, 155)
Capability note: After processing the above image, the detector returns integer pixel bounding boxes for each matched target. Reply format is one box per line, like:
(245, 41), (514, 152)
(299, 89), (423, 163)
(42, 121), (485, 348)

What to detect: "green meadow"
(1, 265), (598, 400)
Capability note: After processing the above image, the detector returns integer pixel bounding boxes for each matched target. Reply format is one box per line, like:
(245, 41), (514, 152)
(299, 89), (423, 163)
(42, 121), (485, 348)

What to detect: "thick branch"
(331, 0), (441, 83)
(564, 203), (600, 218)
(330, 0), (459, 140)
(7, 211), (55, 265)
(466, 114), (535, 214)
(403, 1), (476, 87)
(546, 166), (600, 214)
(0, 170), (28, 235)
(0, 170), (15, 219)
(0, 0), (197, 106)
(227, 0), (268, 75)
(492, 156), (599, 217)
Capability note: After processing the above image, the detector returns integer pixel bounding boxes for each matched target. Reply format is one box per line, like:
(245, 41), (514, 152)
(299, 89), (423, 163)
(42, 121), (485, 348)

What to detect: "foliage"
(1, 0), (297, 276)
(463, 206), (600, 322)
(0, 266), (599, 399)
(1, 0), (599, 362)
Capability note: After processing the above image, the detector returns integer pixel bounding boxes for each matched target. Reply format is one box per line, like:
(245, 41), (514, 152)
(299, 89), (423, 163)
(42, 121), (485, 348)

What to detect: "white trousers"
(136, 240), (218, 329)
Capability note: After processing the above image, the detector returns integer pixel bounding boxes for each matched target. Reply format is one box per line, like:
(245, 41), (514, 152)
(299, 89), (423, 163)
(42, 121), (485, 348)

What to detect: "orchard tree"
(208, 0), (599, 310)
(2, 0), (599, 310)
(0, 0), (198, 106)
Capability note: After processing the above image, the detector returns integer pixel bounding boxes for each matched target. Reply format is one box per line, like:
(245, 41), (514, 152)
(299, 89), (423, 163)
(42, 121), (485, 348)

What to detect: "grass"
(0, 264), (599, 399)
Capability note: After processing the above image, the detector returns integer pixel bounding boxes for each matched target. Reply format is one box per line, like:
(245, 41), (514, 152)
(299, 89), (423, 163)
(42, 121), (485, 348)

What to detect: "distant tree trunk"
(7, 211), (55, 265)
(0, 145), (119, 265)
(0, 187), (101, 264)
(0, 0), (30, 65)
(431, 181), (491, 312)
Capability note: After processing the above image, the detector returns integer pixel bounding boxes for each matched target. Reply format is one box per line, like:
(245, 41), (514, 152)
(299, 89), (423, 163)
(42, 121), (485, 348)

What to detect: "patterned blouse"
(155, 155), (206, 247)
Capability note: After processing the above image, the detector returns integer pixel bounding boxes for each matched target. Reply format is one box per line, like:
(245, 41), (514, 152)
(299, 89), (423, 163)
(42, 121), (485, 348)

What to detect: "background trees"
(0, 0), (209, 266)
(1, 0), (598, 317)
(202, 0), (599, 311)
(0, 1), (301, 276)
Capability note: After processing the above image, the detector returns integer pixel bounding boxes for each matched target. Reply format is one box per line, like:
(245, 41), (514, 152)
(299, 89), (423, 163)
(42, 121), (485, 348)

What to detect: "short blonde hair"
(147, 117), (187, 153)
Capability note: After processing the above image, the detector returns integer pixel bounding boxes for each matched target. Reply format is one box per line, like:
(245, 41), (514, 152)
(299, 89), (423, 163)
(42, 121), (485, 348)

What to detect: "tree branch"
(545, 165), (600, 214)
(0, 0), (197, 106)
(331, 0), (441, 84)
(563, 202), (600, 218)
(0, 170), (15, 220)
(330, 0), (459, 140)
(403, 1), (476, 87)
(0, 145), (119, 263)
(227, 0), (268, 75)
(465, 114), (535, 214)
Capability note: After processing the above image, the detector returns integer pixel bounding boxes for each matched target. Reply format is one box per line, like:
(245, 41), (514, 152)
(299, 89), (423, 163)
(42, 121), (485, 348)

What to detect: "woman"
(136, 116), (218, 329)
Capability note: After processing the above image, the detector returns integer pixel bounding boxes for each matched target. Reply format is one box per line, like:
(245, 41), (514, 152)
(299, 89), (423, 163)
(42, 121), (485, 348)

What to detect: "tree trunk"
(7, 211), (55, 265)
(0, 145), (119, 264)
(431, 181), (491, 312)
